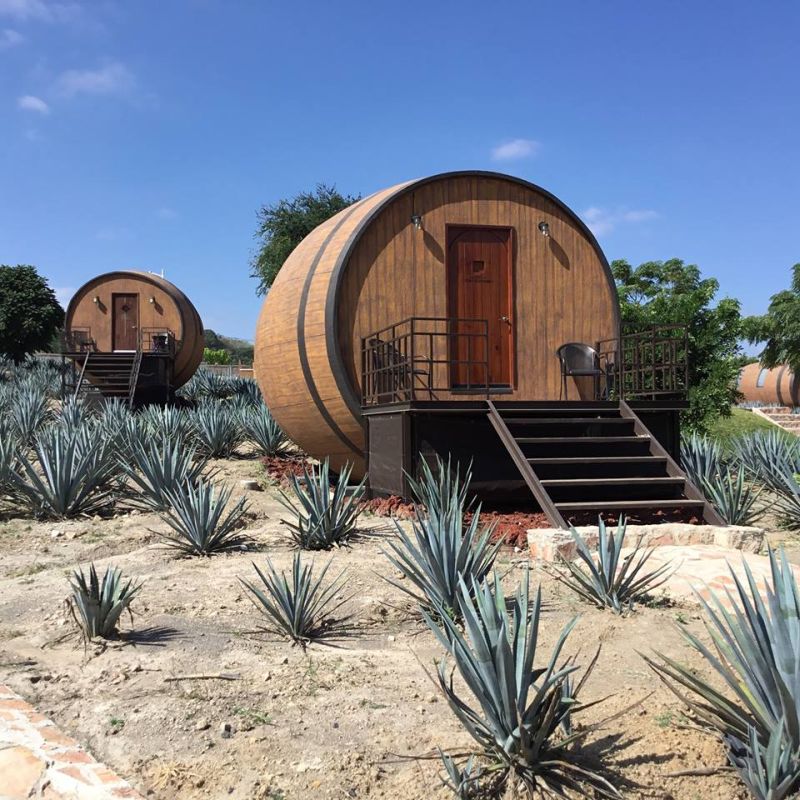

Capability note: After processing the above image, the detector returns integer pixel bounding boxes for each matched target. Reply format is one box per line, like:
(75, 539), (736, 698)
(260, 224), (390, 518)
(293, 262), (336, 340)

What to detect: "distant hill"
(204, 329), (254, 365)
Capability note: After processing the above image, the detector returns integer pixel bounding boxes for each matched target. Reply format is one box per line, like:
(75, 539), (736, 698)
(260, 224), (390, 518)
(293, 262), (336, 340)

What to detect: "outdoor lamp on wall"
(92, 295), (100, 304)
(538, 221), (550, 238)
(411, 213), (422, 230)
(148, 295), (156, 305)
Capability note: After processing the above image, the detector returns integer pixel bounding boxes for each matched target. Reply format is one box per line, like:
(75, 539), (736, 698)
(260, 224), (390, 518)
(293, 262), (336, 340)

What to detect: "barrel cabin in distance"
(64, 270), (204, 406)
(255, 170), (721, 528)
(738, 362), (800, 407)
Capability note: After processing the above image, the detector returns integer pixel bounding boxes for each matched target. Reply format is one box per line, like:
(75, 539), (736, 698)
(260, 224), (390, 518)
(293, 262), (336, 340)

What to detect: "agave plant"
(67, 563), (142, 640)
(381, 457), (500, 619)
(646, 548), (800, 800)
(439, 751), (482, 799)
(424, 573), (615, 798)
(240, 553), (350, 647)
(771, 468), (800, 530)
(0, 424), (20, 504)
(10, 386), (51, 443)
(731, 429), (800, 491)
(230, 377), (262, 406)
(11, 425), (120, 518)
(157, 479), (249, 555)
(681, 432), (728, 488)
(120, 438), (214, 511)
(700, 468), (764, 526)
(552, 518), (673, 614)
(279, 459), (365, 550)
(56, 396), (93, 433)
(240, 405), (289, 456)
(138, 405), (194, 449)
(190, 403), (243, 458)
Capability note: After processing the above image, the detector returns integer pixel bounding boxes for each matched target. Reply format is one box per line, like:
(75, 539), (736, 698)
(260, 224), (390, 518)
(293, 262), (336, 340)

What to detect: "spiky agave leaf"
(240, 405), (289, 457)
(240, 553), (350, 647)
(68, 563), (142, 639)
(681, 432), (728, 487)
(700, 468), (764, 526)
(438, 750), (484, 799)
(190, 403), (244, 458)
(278, 459), (365, 550)
(10, 386), (51, 443)
(120, 438), (215, 511)
(57, 397), (92, 434)
(382, 456), (499, 618)
(553, 518), (673, 614)
(157, 479), (249, 555)
(10, 425), (120, 518)
(645, 547), (800, 800)
(423, 572), (617, 797)
(138, 405), (194, 449)
(731, 428), (800, 492)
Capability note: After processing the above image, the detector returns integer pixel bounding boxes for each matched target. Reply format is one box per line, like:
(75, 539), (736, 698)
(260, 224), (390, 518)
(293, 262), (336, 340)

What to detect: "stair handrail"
(127, 333), (144, 408)
(74, 351), (91, 400)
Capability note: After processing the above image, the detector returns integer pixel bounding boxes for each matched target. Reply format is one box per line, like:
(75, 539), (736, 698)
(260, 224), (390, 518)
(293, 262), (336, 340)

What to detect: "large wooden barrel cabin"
(64, 270), (204, 405)
(255, 171), (721, 527)
(738, 362), (800, 407)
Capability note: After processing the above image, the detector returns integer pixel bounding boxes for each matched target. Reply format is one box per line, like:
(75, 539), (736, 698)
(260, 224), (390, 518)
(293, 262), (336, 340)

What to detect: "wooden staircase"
(487, 400), (722, 528)
(75, 352), (142, 407)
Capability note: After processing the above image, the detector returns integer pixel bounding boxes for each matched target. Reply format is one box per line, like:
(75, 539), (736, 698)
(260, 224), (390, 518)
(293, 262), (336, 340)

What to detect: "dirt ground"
(0, 455), (785, 800)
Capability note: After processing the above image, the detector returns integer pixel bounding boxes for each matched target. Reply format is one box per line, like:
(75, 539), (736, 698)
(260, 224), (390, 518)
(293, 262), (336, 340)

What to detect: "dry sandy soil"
(0, 454), (786, 800)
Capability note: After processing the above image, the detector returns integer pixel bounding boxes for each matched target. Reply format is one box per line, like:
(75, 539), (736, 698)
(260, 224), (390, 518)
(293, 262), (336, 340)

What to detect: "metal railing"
(140, 327), (178, 357)
(62, 328), (95, 353)
(597, 324), (688, 400)
(361, 317), (490, 405)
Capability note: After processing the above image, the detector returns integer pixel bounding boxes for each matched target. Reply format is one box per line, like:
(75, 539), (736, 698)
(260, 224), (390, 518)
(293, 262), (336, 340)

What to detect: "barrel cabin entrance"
(254, 171), (721, 528)
(63, 270), (204, 406)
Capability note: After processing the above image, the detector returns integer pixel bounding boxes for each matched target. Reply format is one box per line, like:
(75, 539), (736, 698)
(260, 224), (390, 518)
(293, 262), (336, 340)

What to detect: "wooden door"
(447, 226), (513, 387)
(112, 294), (139, 351)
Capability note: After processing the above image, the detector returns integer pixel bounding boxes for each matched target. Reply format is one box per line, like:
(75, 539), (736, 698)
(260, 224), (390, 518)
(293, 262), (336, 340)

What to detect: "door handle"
(499, 316), (511, 323)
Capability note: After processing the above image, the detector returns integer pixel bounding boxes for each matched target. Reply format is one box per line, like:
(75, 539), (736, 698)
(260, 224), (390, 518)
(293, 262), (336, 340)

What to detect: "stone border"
(0, 683), (143, 799)
(527, 523), (764, 563)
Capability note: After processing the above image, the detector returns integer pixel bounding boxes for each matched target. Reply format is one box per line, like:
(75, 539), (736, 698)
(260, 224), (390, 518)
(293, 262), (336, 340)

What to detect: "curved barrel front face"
(254, 171), (620, 477)
(65, 271), (204, 389)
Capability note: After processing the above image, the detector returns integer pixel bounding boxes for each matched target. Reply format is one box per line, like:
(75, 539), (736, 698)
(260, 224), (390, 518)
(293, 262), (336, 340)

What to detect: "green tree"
(742, 263), (800, 372)
(611, 258), (742, 432)
(250, 183), (360, 295)
(203, 347), (231, 365)
(0, 265), (64, 363)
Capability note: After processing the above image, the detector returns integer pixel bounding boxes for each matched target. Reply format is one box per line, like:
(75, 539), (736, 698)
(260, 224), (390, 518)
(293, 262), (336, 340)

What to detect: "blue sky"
(1, 0), (798, 341)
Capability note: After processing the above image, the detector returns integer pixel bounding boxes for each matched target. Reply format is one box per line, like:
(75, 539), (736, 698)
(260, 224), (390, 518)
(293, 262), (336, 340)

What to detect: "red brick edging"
(0, 683), (143, 799)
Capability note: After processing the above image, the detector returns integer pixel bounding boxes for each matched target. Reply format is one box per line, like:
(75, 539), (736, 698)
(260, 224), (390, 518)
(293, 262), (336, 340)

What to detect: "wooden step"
(501, 417), (631, 425)
(555, 499), (705, 511)
(541, 477), (683, 487)
(529, 456), (667, 464)
(528, 455), (670, 480)
(515, 435), (648, 444)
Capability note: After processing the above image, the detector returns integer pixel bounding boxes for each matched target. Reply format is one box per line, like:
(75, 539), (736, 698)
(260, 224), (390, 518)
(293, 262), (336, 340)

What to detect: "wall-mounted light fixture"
(148, 295), (156, 305)
(92, 295), (100, 304)
(538, 221), (550, 238)
(411, 213), (422, 230)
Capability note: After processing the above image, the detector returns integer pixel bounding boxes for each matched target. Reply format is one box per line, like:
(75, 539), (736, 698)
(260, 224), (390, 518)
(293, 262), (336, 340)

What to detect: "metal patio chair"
(368, 337), (431, 402)
(557, 342), (605, 400)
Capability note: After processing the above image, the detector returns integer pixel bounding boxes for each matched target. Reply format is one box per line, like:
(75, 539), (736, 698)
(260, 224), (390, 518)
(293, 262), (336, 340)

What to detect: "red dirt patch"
(358, 495), (417, 519)
(260, 455), (309, 486)
(467, 510), (551, 548)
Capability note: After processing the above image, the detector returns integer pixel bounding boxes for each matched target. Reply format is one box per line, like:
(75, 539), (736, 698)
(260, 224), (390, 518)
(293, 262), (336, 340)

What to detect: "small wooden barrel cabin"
(255, 171), (720, 528)
(64, 270), (204, 405)
(738, 362), (800, 407)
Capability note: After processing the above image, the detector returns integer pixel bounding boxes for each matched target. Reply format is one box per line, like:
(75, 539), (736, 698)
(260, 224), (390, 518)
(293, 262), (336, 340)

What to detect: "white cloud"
(490, 138), (541, 161)
(53, 286), (75, 306)
(56, 62), (135, 98)
(0, 27), (23, 47)
(582, 206), (659, 237)
(17, 94), (49, 113)
(0, 0), (80, 23)
(157, 207), (177, 220)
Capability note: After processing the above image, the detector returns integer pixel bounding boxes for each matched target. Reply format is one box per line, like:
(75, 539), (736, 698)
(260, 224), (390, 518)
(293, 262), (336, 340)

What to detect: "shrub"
(11, 425), (119, 518)
(731, 429), (800, 491)
(278, 459), (364, 550)
(700, 468), (763, 526)
(681, 432), (727, 488)
(190, 404), (243, 458)
(10, 386), (51, 443)
(240, 553), (350, 647)
(646, 548), (800, 800)
(67, 563), (142, 640)
(121, 439), (213, 511)
(424, 573), (614, 797)
(381, 457), (500, 619)
(552, 518), (673, 614)
(240, 405), (289, 457)
(157, 479), (249, 555)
